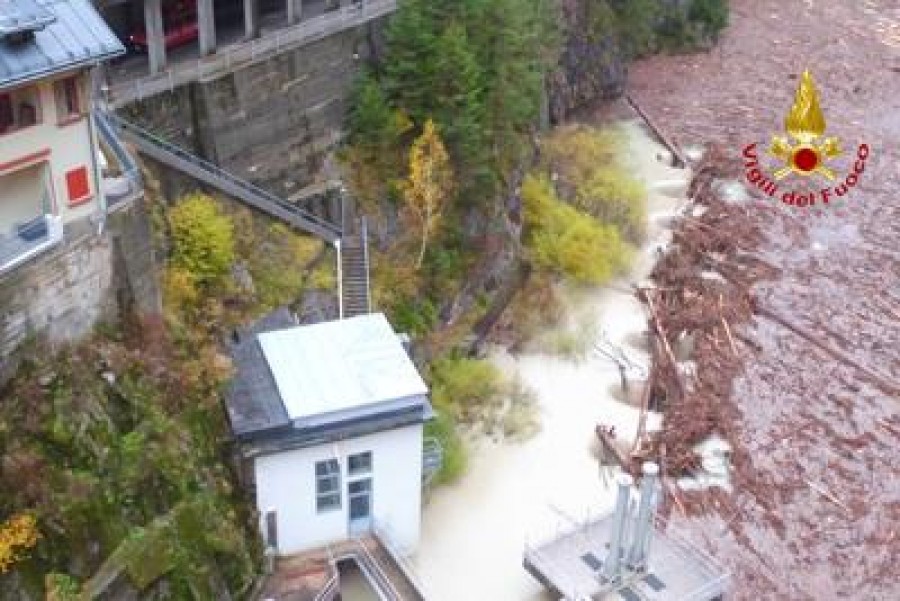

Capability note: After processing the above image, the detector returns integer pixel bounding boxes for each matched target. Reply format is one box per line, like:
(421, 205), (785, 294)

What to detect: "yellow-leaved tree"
(0, 512), (39, 574)
(402, 119), (455, 269)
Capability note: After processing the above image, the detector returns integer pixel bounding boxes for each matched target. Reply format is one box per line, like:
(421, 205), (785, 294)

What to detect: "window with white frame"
(315, 459), (341, 512)
(348, 451), (372, 476)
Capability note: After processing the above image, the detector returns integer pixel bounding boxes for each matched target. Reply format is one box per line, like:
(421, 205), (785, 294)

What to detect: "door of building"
(348, 477), (372, 535)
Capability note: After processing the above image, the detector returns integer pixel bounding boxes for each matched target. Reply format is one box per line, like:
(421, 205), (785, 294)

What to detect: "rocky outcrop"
(548, 0), (627, 124)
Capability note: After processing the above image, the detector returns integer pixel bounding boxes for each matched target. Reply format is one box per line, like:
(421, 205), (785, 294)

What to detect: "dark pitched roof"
(0, 0), (124, 88)
(225, 308), (296, 437)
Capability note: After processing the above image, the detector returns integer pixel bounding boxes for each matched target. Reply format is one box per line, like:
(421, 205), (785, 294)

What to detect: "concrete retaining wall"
(122, 18), (386, 198)
(0, 199), (160, 383)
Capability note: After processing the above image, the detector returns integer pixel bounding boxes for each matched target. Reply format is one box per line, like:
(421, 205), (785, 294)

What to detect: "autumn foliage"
(401, 119), (455, 268)
(0, 513), (39, 573)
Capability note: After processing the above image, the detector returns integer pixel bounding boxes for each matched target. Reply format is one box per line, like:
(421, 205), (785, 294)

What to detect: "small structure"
(524, 463), (729, 600)
(226, 311), (439, 558)
(0, 0), (132, 273)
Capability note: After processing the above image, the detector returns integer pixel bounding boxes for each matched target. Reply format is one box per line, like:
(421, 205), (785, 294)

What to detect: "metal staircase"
(106, 114), (341, 242)
(340, 216), (372, 318)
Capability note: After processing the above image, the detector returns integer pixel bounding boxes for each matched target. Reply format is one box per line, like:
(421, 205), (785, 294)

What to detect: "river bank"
(411, 117), (691, 601)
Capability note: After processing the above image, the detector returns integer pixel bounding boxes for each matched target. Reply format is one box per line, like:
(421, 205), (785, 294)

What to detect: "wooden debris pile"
(633, 151), (779, 477)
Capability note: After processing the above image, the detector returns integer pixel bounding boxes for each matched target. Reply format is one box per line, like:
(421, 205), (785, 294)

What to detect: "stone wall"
(123, 18), (387, 198)
(0, 199), (160, 383)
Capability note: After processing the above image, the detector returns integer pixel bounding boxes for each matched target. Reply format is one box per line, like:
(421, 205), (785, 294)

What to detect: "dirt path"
(624, 2), (900, 600)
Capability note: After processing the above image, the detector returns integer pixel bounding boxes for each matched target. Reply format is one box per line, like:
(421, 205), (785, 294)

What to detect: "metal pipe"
(602, 473), (633, 582)
(627, 462), (660, 570)
(335, 239), (343, 319)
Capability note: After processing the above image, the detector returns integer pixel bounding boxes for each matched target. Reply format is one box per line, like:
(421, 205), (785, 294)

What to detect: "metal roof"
(225, 311), (431, 441)
(0, 0), (124, 89)
(259, 313), (429, 421)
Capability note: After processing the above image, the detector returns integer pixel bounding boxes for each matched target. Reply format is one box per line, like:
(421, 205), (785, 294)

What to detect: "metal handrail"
(108, 113), (341, 240)
(314, 547), (340, 601)
(333, 538), (403, 601)
(109, 0), (399, 106)
(373, 522), (430, 599)
(361, 215), (372, 312)
(94, 110), (142, 188)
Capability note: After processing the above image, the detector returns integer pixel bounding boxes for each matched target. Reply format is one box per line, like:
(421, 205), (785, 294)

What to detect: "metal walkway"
(107, 114), (341, 242)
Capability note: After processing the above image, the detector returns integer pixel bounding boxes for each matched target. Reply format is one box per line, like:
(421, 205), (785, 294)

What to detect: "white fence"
(109, 0), (398, 107)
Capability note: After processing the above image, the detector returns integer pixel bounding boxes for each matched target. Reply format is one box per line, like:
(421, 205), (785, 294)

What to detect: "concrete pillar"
(286, 0), (302, 25)
(143, 0), (166, 74)
(197, 0), (216, 56)
(244, 0), (260, 39)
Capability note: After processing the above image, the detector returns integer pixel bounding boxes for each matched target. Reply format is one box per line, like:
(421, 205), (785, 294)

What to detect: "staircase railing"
(330, 538), (402, 601)
(361, 215), (372, 313)
(314, 547), (340, 601)
(107, 113), (341, 242)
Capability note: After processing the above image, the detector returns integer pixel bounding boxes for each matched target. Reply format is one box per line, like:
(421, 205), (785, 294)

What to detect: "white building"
(226, 311), (438, 556)
(0, 0), (131, 274)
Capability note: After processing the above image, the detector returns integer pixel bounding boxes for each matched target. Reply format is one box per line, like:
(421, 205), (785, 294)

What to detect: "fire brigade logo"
(741, 69), (870, 212)
(768, 70), (841, 181)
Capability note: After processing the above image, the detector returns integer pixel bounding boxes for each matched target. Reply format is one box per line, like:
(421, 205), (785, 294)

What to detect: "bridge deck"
(105, 0), (397, 108)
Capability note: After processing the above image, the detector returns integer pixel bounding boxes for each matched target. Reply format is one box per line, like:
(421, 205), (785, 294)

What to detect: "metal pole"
(602, 473), (633, 583)
(335, 239), (343, 319)
(628, 462), (660, 570)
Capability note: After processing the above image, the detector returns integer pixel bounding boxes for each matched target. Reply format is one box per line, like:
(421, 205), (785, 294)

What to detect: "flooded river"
(411, 120), (692, 601)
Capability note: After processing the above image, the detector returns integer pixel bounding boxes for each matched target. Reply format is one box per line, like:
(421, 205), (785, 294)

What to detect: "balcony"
(0, 214), (63, 275)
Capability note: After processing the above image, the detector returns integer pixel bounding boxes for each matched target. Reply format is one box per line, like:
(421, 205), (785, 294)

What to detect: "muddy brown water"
(410, 121), (691, 601)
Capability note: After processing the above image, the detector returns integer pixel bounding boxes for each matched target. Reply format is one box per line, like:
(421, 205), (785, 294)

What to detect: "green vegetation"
(425, 356), (539, 483)
(606, 0), (730, 55)
(539, 125), (647, 243)
(0, 325), (258, 598)
(522, 174), (630, 284)
(167, 193), (235, 290)
(161, 193), (333, 329)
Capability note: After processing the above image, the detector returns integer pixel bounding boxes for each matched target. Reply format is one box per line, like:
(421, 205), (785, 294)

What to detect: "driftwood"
(645, 290), (684, 395)
(756, 306), (900, 398)
(625, 94), (690, 168)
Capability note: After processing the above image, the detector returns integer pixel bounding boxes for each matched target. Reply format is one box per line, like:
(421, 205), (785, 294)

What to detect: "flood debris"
(626, 150), (777, 479)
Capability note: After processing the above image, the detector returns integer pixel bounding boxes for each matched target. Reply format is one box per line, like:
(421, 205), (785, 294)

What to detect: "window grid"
(348, 451), (372, 477)
(315, 459), (341, 513)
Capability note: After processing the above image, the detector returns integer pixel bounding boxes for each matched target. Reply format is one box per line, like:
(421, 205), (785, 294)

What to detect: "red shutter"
(65, 166), (91, 205)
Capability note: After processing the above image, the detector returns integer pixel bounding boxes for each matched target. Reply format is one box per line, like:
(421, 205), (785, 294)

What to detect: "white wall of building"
(254, 423), (424, 556)
(0, 70), (100, 225)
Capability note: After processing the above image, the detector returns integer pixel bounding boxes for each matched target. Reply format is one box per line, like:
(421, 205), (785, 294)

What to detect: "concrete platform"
(524, 513), (729, 601)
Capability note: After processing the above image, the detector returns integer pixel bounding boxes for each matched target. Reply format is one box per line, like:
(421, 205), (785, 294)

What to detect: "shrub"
(425, 413), (467, 485)
(162, 267), (199, 317)
(392, 298), (438, 337)
(430, 356), (505, 422)
(522, 174), (630, 284)
(688, 0), (728, 39)
(0, 513), (39, 573)
(540, 125), (622, 187)
(167, 194), (234, 289)
(576, 165), (646, 243)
